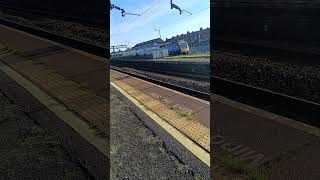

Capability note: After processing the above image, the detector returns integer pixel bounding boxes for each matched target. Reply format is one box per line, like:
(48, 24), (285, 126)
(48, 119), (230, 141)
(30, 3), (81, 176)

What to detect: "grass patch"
(0, 45), (32, 59)
(177, 111), (193, 121)
(164, 53), (210, 59)
(111, 55), (153, 60)
(247, 171), (267, 180)
(6, 48), (14, 53)
(217, 155), (246, 174)
(270, 143), (306, 164)
(115, 101), (125, 108)
(216, 154), (267, 180)
(0, 46), (9, 52)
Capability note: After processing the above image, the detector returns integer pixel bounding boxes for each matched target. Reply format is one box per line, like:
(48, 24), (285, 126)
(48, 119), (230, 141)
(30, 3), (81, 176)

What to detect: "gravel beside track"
(118, 67), (210, 93)
(110, 87), (200, 179)
(213, 50), (320, 103)
(0, 91), (91, 179)
(0, 10), (107, 47)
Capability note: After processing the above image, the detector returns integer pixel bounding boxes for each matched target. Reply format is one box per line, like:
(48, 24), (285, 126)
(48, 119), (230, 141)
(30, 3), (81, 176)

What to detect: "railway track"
(212, 38), (320, 124)
(111, 66), (210, 101)
(213, 39), (320, 65)
(213, 76), (320, 126)
(0, 4), (105, 26)
(110, 59), (210, 81)
(0, 17), (107, 57)
(1, 14), (319, 127)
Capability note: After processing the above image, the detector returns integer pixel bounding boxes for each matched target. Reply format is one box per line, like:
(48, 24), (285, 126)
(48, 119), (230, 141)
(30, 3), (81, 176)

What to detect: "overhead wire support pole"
(110, 1), (140, 17)
(170, 0), (192, 15)
(181, 10), (192, 15)
(124, 12), (140, 16)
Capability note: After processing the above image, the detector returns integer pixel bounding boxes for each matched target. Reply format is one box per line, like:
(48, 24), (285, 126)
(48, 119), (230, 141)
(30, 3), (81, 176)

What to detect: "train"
(111, 40), (190, 58)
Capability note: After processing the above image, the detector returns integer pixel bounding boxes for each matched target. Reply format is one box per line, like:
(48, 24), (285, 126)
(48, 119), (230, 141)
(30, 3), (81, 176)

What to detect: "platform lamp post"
(154, 28), (163, 58)
(154, 28), (161, 40)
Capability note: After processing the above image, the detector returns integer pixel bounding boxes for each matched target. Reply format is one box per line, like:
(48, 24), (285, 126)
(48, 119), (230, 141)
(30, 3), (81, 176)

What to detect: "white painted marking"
(212, 134), (266, 168)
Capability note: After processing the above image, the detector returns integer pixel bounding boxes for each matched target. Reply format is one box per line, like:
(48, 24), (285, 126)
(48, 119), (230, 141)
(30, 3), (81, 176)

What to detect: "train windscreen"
(179, 42), (188, 48)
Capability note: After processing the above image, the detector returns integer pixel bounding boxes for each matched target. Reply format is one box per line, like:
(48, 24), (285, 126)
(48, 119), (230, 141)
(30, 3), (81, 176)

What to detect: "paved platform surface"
(212, 94), (320, 179)
(0, 24), (110, 179)
(111, 69), (210, 152)
(0, 24), (109, 136)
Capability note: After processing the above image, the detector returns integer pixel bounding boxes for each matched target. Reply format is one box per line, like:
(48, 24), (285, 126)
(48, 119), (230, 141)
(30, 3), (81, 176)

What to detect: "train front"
(178, 41), (189, 55)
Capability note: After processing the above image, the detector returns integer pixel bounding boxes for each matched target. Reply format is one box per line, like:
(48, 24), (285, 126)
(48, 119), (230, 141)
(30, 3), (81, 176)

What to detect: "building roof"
(133, 38), (164, 49)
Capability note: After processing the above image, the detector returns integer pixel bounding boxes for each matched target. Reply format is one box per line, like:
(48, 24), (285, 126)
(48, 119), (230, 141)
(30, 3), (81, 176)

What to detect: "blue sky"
(110, 0), (210, 48)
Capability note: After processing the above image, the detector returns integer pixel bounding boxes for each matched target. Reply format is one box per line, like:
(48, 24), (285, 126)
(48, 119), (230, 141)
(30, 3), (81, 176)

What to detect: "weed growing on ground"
(177, 111), (193, 121)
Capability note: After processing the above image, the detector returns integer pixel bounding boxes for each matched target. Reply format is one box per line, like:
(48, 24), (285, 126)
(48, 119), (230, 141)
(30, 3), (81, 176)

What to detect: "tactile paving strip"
(138, 95), (154, 104)
(50, 87), (91, 102)
(181, 122), (209, 142)
(114, 81), (132, 91)
(127, 89), (141, 96)
(15, 64), (64, 84)
(147, 103), (168, 113)
(144, 100), (161, 109)
(197, 134), (210, 152)
(42, 80), (80, 90)
(159, 109), (191, 130)
(133, 93), (150, 102)
(66, 94), (108, 111)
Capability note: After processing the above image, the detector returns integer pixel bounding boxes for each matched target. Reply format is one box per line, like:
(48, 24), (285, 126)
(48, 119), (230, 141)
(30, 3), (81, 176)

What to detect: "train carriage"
(111, 40), (190, 59)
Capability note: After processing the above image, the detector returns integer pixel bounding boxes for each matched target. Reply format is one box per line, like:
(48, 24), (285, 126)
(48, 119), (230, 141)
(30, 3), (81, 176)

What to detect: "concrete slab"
(141, 86), (178, 98)
(213, 102), (316, 156)
(182, 97), (209, 112)
(212, 95), (320, 178)
(194, 107), (210, 128)
(33, 51), (106, 77)
(269, 142), (320, 180)
(71, 69), (109, 95)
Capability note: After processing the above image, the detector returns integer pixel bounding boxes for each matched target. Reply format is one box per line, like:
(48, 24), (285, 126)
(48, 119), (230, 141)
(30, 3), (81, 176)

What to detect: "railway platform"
(110, 69), (210, 177)
(3, 16), (320, 179)
(212, 94), (320, 179)
(0, 24), (110, 179)
(0, 23), (210, 179)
